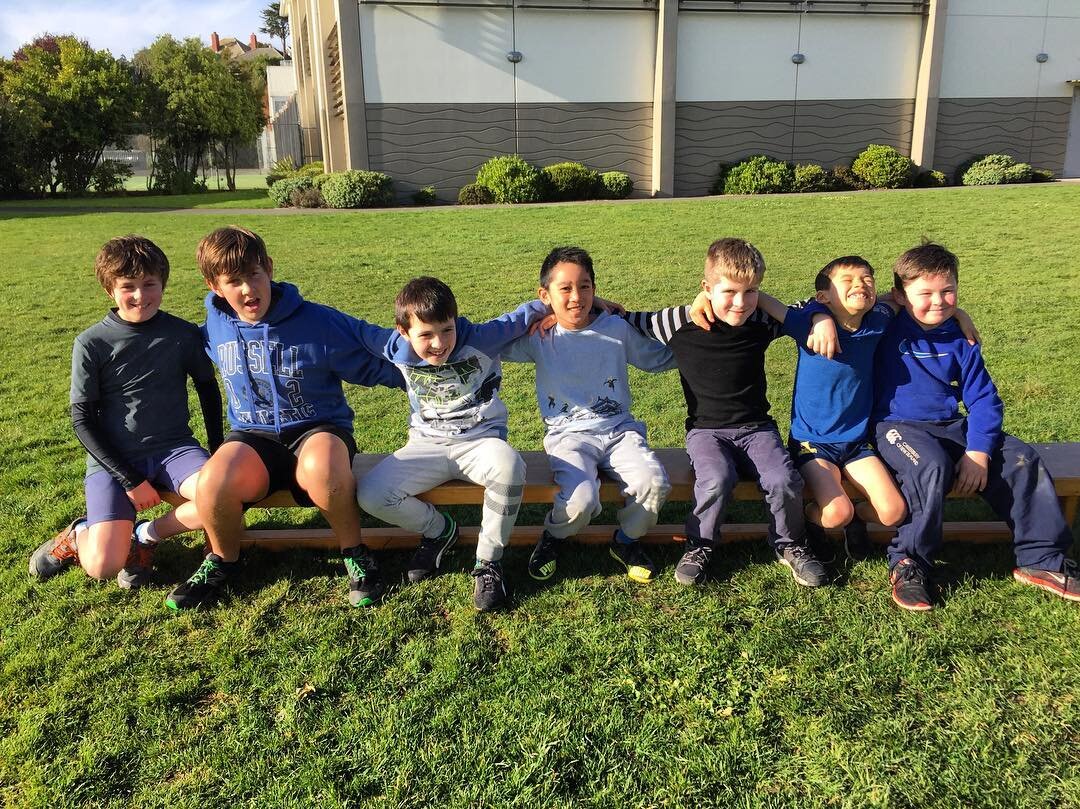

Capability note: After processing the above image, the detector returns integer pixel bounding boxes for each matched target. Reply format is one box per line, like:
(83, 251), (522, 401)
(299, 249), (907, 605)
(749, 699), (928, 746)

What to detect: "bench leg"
(1061, 496), (1079, 531)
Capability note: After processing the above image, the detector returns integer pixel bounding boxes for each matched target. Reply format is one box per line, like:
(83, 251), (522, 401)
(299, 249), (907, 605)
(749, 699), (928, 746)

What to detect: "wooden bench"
(218, 443), (1080, 552)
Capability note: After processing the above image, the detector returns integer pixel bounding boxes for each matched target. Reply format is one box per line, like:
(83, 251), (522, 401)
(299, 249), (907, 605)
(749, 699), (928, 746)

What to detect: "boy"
(626, 238), (827, 588)
(356, 277), (548, 611)
(501, 246), (677, 583)
(30, 235), (222, 589)
(165, 226), (404, 611)
(874, 242), (1077, 610)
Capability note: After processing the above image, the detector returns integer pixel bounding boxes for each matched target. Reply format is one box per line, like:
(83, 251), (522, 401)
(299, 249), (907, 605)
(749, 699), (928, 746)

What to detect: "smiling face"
(818, 263), (877, 319)
(897, 272), (958, 329)
(539, 260), (596, 330)
(209, 262), (274, 324)
(703, 271), (760, 327)
(109, 273), (164, 323)
(399, 316), (457, 365)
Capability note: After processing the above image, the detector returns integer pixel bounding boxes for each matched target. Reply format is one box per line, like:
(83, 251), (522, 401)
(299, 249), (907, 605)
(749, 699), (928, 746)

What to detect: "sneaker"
(674, 536), (713, 586)
(890, 558), (933, 612)
(1013, 559), (1080, 603)
(843, 517), (872, 562)
(343, 544), (384, 607)
(407, 513), (459, 584)
(117, 534), (156, 590)
(804, 520), (836, 565)
(528, 530), (561, 581)
(165, 553), (235, 611)
(609, 534), (657, 584)
(472, 560), (509, 611)
(29, 517), (84, 580)
(774, 542), (828, 587)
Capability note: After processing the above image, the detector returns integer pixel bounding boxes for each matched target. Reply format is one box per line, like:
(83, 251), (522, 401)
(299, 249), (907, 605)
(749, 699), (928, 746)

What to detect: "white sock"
(136, 520), (161, 546)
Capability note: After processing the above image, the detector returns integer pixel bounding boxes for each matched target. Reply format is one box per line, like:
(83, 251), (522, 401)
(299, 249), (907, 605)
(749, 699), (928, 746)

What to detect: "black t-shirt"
(625, 306), (782, 431)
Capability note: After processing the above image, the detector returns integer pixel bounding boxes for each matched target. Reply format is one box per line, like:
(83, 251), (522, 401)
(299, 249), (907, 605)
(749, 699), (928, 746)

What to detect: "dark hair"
(395, 276), (458, 329)
(814, 255), (875, 292)
(704, 238), (765, 283)
(196, 226), (271, 284)
(540, 246), (595, 288)
(892, 242), (959, 291)
(95, 235), (170, 293)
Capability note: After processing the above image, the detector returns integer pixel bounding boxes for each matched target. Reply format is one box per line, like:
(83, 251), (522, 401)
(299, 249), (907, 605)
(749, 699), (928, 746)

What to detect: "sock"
(426, 512), (456, 542)
(136, 520), (161, 546)
(614, 529), (636, 545)
(474, 557), (499, 569)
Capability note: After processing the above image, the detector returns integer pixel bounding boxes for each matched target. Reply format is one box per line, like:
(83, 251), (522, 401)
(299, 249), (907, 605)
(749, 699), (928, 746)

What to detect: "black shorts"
(224, 424), (358, 507)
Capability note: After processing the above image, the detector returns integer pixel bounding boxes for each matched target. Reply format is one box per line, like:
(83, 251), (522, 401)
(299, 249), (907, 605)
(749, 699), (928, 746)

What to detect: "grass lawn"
(1, 184), (1078, 807)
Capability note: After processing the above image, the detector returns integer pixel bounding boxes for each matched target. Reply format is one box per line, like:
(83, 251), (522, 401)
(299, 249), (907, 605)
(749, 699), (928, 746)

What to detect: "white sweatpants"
(356, 434), (525, 562)
(543, 428), (670, 540)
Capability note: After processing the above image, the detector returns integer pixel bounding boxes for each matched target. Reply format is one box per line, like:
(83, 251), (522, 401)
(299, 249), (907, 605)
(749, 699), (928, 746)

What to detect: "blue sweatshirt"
(383, 300), (548, 441)
(203, 282), (404, 434)
(872, 310), (1003, 454)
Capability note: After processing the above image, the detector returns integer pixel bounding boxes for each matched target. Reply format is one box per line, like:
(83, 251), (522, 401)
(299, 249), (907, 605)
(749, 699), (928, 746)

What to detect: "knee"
(566, 486), (601, 524)
(761, 470), (802, 499)
(695, 474), (732, 505)
(356, 475), (399, 514)
(819, 499), (855, 529)
(79, 549), (123, 581)
(493, 453), (526, 488)
(877, 498), (908, 528)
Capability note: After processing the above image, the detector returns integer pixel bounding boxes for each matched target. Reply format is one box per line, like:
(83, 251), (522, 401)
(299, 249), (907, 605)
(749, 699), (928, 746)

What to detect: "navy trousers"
(875, 418), (1072, 572)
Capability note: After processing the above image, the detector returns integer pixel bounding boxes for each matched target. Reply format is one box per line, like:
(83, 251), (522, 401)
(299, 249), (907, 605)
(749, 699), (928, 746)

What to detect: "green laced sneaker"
(165, 553), (236, 611)
(343, 544), (384, 607)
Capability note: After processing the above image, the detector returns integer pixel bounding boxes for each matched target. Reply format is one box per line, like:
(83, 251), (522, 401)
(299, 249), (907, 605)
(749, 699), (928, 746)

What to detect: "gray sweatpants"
(355, 433), (525, 562)
(543, 427), (671, 540)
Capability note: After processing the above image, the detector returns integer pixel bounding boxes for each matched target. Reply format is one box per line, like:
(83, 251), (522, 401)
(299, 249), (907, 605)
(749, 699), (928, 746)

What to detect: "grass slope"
(1, 185), (1078, 808)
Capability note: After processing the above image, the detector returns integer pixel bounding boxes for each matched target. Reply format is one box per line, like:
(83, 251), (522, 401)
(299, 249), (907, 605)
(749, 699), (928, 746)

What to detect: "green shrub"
(852, 144), (913, 189)
(792, 163), (830, 193)
(265, 155), (297, 187)
(411, 185), (437, 205)
(1031, 168), (1055, 183)
(321, 170), (394, 208)
(722, 155), (794, 195)
(961, 154), (1032, 186)
(290, 187), (324, 208)
(296, 161), (324, 177)
(457, 183), (495, 205)
(600, 171), (634, 200)
(540, 162), (601, 202)
(709, 163), (732, 195)
(914, 170), (948, 188)
(475, 155), (544, 204)
(829, 165), (870, 191)
(89, 159), (133, 194)
(311, 173), (332, 189)
(268, 175), (313, 207)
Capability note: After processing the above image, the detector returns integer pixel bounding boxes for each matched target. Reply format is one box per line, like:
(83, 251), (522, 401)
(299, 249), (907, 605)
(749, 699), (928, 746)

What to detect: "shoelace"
(682, 545), (711, 567)
(188, 557), (220, 586)
(472, 564), (499, 591)
(344, 555), (368, 580)
(895, 561), (927, 586)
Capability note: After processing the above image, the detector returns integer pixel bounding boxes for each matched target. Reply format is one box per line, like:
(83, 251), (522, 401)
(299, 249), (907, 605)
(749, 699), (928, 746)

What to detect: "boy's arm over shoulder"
(623, 305), (693, 345)
(326, 306), (406, 390)
(467, 298), (548, 355)
(499, 331), (537, 364)
(181, 321), (225, 450)
(957, 340), (1003, 455)
(618, 317), (677, 372)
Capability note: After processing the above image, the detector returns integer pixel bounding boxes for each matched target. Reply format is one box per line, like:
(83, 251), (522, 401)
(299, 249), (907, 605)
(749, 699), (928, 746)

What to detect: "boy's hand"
(127, 480), (161, 511)
(807, 314), (840, 359)
(690, 290), (715, 330)
(530, 312), (559, 339)
(594, 296), (625, 316)
(954, 308), (981, 346)
(953, 451), (989, 496)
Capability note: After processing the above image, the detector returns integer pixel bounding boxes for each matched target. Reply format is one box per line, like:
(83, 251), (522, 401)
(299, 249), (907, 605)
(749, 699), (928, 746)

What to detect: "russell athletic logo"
(885, 428), (920, 466)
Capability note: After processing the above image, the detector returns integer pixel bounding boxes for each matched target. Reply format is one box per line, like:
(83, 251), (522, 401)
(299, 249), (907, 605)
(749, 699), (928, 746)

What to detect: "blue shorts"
(84, 443), (210, 526)
(787, 436), (877, 470)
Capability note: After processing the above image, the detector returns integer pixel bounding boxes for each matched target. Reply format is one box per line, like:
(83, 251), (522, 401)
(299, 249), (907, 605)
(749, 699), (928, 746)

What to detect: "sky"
(0, 0), (282, 60)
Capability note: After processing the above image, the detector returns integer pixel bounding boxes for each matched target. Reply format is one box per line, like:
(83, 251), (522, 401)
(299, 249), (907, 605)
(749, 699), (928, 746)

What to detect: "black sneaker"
(844, 517), (872, 561)
(407, 513), (459, 583)
(609, 534), (657, 583)
(774, 542), (828, 587)
(528, 530), (561, 581)
(343, 544), (384, 607)
(890, 558), (933, 611)
(165, 553), (236, 611)
(472, 560), (509, 611)
(804, 520), (836, 565)
(674, 536), (713, 586)
(29, 517), (84, 580)
(117, 535), (156, 590)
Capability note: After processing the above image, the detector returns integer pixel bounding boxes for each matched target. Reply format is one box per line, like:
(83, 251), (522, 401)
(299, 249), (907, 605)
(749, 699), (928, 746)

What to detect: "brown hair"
(94, 235), (170, 293)
(395, 276), (458, 329)
(705, 238), (766, 284)
(893, 242), (958, 290)
(196, 226), (270, 284)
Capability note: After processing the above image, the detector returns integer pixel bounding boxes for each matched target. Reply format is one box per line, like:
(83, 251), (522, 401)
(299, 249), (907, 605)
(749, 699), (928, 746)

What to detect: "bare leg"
(79, 520), (135, 580)
(196, 443), (269, 562)
(799, 459), (855, 529)
(844, 455), (908, 527)
(151, 472), (203, 539)
(295, 432), (362, 552)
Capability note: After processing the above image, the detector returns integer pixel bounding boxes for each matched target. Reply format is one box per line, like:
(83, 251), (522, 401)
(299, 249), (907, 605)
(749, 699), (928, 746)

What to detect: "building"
(280, 0), (1080, 200)
(209, 32), (285, 62)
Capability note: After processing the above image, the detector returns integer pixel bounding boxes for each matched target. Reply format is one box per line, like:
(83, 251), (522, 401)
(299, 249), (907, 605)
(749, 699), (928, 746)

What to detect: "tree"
(260, 3), (289, 58)
(2, 35), (137, 195)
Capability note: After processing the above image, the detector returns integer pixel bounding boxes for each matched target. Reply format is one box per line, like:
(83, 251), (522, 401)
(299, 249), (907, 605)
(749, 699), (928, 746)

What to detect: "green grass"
(1, 185), (1079, 807)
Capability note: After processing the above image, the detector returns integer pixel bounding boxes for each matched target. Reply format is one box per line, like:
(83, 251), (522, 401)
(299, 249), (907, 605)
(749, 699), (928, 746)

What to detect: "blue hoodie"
(383, 300), (548, 441)
(204, 281), (404, 434)
(872, 309), (1003, 454)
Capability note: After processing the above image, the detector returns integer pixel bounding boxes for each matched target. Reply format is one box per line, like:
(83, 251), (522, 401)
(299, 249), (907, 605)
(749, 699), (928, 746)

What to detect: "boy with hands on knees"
(30, 236), (222, 589)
